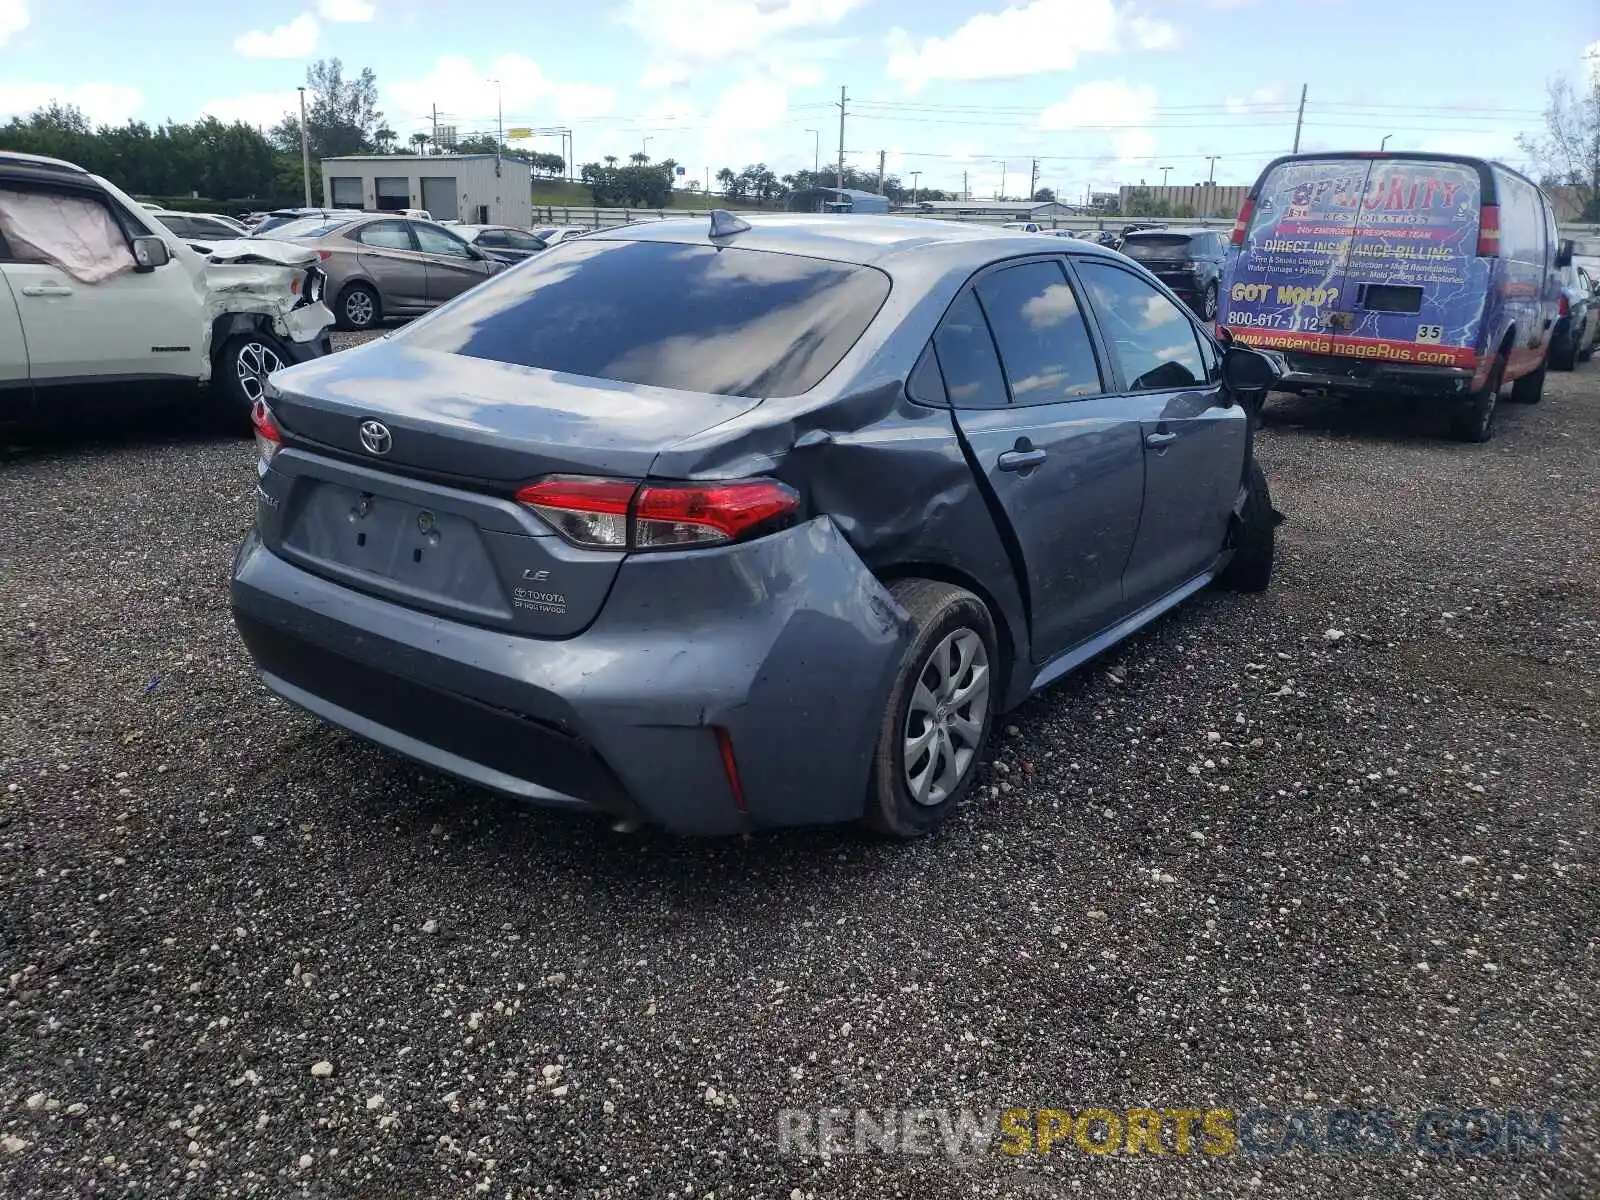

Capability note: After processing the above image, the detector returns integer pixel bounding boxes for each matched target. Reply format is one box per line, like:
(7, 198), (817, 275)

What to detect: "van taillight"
(1477, 205), (1500, 257)
(1230, 196), (1255, 247)
(251, 399), (282, 466)
(516, 477), (800, 551)
(1559, 294), (1570, 318)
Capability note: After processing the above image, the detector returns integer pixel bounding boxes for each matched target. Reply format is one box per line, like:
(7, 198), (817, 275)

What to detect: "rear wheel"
(864, 580), (998, 838)
(1508, 358), (1546, 404)
(1200, 282), (1219, 322)
(336, 282), (380, 331)
(1449, 355), (1503, 443)
(1549, 321), (1577, 371)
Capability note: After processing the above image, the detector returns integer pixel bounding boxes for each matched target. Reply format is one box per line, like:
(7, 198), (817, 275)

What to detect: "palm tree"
(604, 155), (618, 168)
(409, 132), (429, 153)
(374, 125), (395, 152)
(629, 152), (648, 165)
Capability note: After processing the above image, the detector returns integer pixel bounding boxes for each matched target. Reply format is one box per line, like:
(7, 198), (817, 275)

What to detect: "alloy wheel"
(345, 290), (375, 327)
(902, 627), (991, 806)
(235, 341), (284, 405)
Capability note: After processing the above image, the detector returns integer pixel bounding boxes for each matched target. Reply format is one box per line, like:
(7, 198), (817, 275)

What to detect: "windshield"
(1120, 235), (1194, 259)
(403, 238), (890, 397)
(257, 217), (351, 240)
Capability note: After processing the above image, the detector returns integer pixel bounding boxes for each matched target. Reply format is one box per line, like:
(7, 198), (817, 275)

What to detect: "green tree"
(409, 132), (429, 153)
(1517, 73), (1600, 219)
(1123, 188), (1173, 218)
(1033, 186), (1056, 202)
(269, 58), (383, 161)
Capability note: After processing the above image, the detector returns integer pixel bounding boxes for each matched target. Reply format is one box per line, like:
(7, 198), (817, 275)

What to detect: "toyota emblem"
(358, 420), (393, 456)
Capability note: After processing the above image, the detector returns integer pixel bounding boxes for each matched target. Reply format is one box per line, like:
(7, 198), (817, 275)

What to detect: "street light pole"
(1160, 165), (1173, 187)
(805, 129), (819, 176)
(910, 170), (921, 206)
(642, 136), (652, 160)
(1380, 134), (1392, 151)
(994, 160), (1007, 200)
(297, 87), (312, 207)
(488, 79), (503, 176)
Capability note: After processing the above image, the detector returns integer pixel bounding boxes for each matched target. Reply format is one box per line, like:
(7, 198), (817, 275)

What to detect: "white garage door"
(420, 177), (458, 221)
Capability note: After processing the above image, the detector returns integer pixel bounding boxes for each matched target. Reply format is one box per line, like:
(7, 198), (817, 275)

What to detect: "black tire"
(1200, 282), (1219, 322)
(1549, 321), (1576, 371)
(1216, 458), (1276, 593)
(864, 579), (999, 838)
(1508, 358), (1546, 404)
(335, 282), (381, 331)
(1449, 355), (1503, 443)
(214, 332), (290, 428)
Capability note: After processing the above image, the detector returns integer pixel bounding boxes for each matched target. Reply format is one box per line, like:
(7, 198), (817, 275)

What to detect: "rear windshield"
(403, 238), (892, 397)
(256, 217), (350, 239)
(1120, 235), (1194, 259)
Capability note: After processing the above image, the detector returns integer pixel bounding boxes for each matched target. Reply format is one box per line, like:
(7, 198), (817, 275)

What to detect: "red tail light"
(1230, 196), (1255, 247)
(1559, 294), (1570, 318)
(516, 476), (800, 551)
(1477, 204), (1500, 257)
(251, 399), (282, 465)
(714, 727), (748, 813)
(316, 250), (334, 261)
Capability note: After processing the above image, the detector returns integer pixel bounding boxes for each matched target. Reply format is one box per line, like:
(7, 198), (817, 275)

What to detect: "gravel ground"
(1, 355), (1597, 1200)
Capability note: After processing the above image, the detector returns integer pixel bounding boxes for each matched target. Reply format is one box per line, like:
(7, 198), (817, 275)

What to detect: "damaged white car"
(0, 151), (334, 428)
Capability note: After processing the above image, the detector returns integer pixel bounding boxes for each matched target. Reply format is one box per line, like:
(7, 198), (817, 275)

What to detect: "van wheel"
(1449, 355), (1503, 443)
(215, 333), (288, 428)
(1508, 359), (1546, 404)
(864, 580), (998, 838)
(1217, 458), (1276, 593)
(336, 282), (381, 331)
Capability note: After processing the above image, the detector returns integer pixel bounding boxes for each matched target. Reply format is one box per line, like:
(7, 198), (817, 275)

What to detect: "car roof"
(588, 212), (1130, 272)
(0, 150), (88, 173)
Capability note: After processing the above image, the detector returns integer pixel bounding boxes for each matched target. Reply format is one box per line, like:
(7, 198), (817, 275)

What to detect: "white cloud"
(0, 0), (27, 49)
(196, 90), (302, 129)
(642, 62), (693, 90)
(1224, 85), (1283, 113)
(887, 0), (1138, 92)
(1038, 80), (1158, 166)
(233, 13), (320, 59)
(1127, 14), (1176, 49)
(385, 55), (616, 135)
(317, 0), (375, 20)
(0, 81), (141, 126)
(622, 0), (860, 64)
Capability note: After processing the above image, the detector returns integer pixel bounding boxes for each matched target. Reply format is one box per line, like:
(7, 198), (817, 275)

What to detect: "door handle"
(997, 447), (1048, 472)
(1145, 430), (1178, 448)
(20, 284), (72, 297)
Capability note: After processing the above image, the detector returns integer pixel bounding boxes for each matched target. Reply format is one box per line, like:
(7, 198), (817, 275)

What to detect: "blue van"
(1220, 152), (1567, 442)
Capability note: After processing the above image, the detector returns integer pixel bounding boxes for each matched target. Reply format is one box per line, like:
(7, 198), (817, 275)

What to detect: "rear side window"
(932, 290), (1007, 409)
(1075, 261), (1205, 391)
(356, 220), (413, 249)
(975, 261), (1102, 403)
(404, 239), (891, 398)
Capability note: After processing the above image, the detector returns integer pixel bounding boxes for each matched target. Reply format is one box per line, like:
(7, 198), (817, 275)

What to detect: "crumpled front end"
(204, 239), (334, 351)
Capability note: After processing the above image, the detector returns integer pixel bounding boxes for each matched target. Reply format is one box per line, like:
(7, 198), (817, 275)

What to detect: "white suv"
(0, 152), (335, 428)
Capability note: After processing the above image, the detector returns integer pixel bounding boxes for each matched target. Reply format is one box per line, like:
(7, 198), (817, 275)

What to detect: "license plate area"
(281, 480), (512, 619)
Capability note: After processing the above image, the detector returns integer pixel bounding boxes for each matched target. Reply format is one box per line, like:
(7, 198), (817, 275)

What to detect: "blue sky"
(0, 0), (1590, 198)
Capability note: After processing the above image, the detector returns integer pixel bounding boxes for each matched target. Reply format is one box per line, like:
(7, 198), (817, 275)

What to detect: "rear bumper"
(1276, 353), (1478, 398)
(229, 519), (910, 835)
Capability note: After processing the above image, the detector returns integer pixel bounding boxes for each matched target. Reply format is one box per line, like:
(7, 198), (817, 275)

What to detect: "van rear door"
(1223, 157), (1374, 357)
(1333, 158), (1485, 369)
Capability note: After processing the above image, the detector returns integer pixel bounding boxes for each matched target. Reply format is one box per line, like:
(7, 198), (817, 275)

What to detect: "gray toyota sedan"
(231, 213), (1282, 837)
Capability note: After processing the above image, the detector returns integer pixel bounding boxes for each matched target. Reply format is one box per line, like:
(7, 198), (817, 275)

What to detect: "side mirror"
(1222, 343), (1283, 392)
(1555, 238), (1575, 269)
(131, 235), (171, 271)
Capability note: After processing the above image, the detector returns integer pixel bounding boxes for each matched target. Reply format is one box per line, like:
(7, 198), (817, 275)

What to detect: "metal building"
(319, 154), (533, 227)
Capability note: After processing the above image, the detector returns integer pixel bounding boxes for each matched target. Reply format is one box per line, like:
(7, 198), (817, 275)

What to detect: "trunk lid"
(257, 340), (762, 637)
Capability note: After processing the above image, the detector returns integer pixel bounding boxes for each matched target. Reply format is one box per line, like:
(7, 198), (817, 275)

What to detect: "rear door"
(941, 259), (1146, 661)
(352, 219), (429, 309)
(1335, 158), (1484, 368)
(1223, 157), (1375, 357)
(412, 221), (493, 303)
(1073, 257), (1247, 607)
(0, 260), (31, 422)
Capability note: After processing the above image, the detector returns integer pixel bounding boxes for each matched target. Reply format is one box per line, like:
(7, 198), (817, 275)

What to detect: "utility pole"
(910, 170), (922, 206)
(835, 86), (847, 193)
(297, 87), (312, 207)
(877, 149), (886, 194)
(1292, 83), (1307, 153)
(431, 104), (439, 154)
(491, 80), (503, 176)
(1029, 158), (1039, 202)
(963, 169), (968, 202)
